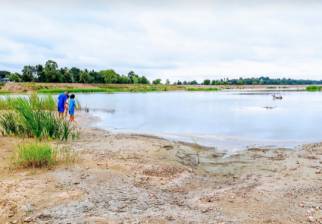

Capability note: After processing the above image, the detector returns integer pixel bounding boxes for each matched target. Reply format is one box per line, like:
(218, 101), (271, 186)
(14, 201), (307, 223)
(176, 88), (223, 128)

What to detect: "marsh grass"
(0, 93), (56, 110)
(12, 142), (78, 168)
(13, 142), (55, 168)
(0, 95), (75, 140)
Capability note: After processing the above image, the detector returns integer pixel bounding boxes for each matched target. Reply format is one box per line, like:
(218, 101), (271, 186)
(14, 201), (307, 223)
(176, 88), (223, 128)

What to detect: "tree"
(0, 71), (10, 79)
(139, 76), (149, 84)
(9, 73), (21, 82)
(22, 65), (35, 82)
(203, 79), (211, 85)
(44, 60), (60, 82)
(69, 67), (81, 83)
(79, 70), (93, 83)
(128, 71), (139, 84)
(117, 75), (130, 84)
(35, 65), (45, 82)
(152, 79), (162, 85)
(166, 79), (170, 85)
(100, 70), (119, 83)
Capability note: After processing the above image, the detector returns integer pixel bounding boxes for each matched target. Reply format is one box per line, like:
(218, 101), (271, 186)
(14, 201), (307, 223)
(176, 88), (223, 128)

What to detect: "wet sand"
(0, 113), (322, 223)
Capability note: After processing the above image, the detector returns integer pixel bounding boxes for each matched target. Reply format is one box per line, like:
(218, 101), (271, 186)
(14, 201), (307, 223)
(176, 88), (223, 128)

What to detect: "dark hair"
(70, 94), (75, 99)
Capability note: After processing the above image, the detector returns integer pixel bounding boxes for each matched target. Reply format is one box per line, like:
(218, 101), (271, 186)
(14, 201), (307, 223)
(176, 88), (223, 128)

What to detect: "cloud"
(0, 0), (322, 81)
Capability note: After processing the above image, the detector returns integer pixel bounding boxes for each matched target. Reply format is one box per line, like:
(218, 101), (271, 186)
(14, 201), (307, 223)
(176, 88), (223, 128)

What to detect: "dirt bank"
(0, 114), (322, 223)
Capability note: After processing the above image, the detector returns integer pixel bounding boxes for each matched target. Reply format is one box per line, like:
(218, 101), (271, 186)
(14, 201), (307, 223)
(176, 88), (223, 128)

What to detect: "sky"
(0, 0), (322, 81)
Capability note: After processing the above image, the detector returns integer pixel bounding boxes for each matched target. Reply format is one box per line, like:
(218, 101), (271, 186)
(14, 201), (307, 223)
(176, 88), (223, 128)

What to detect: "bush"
(0, 96), (75, 140)
(14, 142), (55, 168)
(306, 86), (322, 91)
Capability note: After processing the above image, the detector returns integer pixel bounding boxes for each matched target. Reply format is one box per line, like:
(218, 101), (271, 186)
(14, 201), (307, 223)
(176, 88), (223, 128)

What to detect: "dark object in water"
(272, 94), (283, 100)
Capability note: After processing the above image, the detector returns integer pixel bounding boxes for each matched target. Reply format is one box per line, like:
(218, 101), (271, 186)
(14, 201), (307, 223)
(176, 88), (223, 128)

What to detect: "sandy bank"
(0, 114), (322, 223)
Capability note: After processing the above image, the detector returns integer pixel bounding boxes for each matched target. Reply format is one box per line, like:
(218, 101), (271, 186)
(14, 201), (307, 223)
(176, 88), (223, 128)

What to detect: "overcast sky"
(0, 0), (322, 81)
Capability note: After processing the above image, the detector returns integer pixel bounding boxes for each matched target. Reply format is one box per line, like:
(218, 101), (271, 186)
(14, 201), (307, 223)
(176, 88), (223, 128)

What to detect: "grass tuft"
(12, 142), (78, 168)
(14, 142), (55, 168)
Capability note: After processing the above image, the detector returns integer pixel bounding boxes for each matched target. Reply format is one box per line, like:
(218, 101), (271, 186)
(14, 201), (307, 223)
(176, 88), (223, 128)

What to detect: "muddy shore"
(0, 113), (322, 223)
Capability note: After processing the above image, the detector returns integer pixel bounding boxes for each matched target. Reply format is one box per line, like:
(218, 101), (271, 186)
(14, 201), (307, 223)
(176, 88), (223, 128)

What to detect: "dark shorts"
(58, 105), (64, 113)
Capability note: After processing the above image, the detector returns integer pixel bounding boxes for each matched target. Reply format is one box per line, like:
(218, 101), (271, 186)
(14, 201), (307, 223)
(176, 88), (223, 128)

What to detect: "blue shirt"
(57, 93), (67, 112)
(68, 99), (76, 115)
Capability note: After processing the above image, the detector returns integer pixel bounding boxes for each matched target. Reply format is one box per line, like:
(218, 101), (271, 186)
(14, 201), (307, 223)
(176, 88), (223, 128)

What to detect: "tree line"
(193, 77), (322, 85)
(0, 60), (151, 84)
(1, 60), (322, 85)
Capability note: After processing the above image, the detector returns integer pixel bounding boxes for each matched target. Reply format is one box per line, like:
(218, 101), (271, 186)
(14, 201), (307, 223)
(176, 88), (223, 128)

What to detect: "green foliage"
(9, 73), (22, 82)
(0, 94), (56, 110)
(186, 87), (220, 91)
(203, 79), (211, 85)
(152, 79), (162, 85)
(306, 86), (322, 91)
(0, 112), (25, 136)
(14, 142), (55, 168)
(0, 95), (75, 140)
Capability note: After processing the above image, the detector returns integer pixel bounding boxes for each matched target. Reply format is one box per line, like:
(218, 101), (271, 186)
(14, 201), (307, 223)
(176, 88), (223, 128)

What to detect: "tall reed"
(0, 95), (74, 140)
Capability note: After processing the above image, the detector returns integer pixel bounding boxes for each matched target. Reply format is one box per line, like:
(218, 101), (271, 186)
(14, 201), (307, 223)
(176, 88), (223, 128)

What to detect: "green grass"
(12, 142), (78, 168)
(38, 88), (114, 94)
(186, 87), (220, 91)
(0, 96), (75, 140)
(306, 86), (322, 91)
(14, 142), (55, 168)
(37, 84), (187, 93)
(0, 94), (56, 110)
(0, 90), (11, 94)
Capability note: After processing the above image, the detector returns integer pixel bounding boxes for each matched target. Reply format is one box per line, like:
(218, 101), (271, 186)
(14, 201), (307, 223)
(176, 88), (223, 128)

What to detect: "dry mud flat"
(1, 126), (322, 223)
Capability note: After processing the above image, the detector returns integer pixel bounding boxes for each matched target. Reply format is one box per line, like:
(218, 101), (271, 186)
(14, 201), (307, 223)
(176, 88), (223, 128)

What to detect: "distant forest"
(1, 60), (322, 85)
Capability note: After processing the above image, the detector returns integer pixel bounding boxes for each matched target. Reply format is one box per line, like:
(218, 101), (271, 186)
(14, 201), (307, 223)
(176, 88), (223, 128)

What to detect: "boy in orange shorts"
(68, 94), (76, 122)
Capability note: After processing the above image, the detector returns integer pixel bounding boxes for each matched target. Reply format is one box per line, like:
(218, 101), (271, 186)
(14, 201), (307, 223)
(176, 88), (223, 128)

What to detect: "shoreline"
(80, 112), (315, 154)
(0, 113), (322, 223)
(0, 82), (316, 94)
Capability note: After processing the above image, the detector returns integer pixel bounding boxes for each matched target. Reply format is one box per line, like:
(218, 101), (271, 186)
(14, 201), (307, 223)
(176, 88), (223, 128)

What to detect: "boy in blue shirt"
(68, 94), (76, 122)
(57, 91), (69, 118)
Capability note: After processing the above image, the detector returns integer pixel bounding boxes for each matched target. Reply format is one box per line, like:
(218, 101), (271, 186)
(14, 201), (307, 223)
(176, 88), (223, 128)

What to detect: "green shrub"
(14, 142), (55, 168)
(0, 97), (75, 140)
(306, 86), (322, 91)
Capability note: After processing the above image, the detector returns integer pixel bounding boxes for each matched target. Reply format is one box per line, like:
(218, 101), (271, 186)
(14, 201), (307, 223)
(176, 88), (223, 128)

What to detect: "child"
(64, 94), (70, 118)
(68, 94), (76, 122)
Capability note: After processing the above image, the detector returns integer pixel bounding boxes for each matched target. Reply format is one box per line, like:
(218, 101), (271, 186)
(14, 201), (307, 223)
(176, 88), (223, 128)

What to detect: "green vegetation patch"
(14, 142), (55, 168)
(306, 86), (322, 91)
(38, 84), (186, 94)
(38, 87), (114, 94)
(186, 87), (220, 91)
(0, 94), (56, 110)
(0, 95), (75, 140)
(12, 142), (78, 168)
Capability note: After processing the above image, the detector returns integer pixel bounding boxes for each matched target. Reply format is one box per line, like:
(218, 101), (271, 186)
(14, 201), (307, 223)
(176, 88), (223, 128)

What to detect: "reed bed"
(0, 94), (75, 140)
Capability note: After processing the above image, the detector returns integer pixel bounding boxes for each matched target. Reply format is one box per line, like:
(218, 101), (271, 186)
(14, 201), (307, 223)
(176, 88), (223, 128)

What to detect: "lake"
(76, 91), (322, 152)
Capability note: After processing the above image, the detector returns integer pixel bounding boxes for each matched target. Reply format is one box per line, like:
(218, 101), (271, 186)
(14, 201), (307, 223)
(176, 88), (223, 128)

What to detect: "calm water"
(76, 91), (322, 151)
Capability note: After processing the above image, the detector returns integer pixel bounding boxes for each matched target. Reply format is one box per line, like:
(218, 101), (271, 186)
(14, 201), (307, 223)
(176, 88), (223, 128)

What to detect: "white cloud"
(0, 0), (322, 81)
